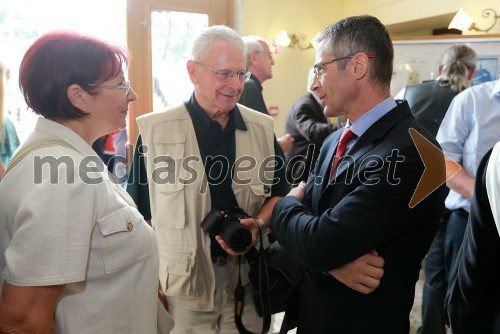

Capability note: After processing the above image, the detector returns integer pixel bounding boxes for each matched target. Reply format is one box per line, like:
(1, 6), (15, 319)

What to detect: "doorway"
(126, 0), (234, 143)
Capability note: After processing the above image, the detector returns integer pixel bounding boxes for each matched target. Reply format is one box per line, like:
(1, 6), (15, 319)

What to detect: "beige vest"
(137, 103), (276, 311)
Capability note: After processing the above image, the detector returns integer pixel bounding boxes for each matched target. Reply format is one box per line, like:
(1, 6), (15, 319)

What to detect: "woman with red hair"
(0, 31), (171, 333)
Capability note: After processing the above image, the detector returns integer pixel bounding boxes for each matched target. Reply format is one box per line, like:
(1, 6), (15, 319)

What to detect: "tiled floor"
(409, 265), (425, 334)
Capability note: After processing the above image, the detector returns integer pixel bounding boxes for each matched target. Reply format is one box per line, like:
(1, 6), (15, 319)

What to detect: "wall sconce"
(276, 30), (316, 50)
(449, 8), (500, 33)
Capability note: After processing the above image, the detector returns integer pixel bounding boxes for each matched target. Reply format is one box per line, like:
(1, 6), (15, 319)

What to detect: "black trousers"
(418, 209), (469, 334)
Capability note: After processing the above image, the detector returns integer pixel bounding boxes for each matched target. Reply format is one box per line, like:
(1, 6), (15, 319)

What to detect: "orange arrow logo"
(408, 128), (461, 208)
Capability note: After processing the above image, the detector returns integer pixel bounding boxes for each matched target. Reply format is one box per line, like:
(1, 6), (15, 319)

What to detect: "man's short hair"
(191, 25), (244, 63)
(316, 15), (393, 86)
(242, 35), (266, 69)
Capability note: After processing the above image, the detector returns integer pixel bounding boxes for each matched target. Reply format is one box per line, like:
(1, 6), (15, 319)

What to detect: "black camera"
(201, 207), (252, 252)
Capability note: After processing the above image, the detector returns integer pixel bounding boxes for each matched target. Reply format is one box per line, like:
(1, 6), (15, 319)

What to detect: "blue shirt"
(437, 79), (500, 212)
(344, 96), (397, 153)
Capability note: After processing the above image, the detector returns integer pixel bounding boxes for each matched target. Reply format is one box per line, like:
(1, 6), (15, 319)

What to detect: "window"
(151, 10), (208, 111)
(0, 0), (126, 141)
(1, 0), (233, 144)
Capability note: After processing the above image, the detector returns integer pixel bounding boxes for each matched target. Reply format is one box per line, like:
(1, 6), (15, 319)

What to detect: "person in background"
(0, 61), (20, 179)
(413, 44), (477, 334)
(0, 31), (172, 333)
(127, 25), (289, 333)
(92, 129), (119, 173)
(271, 15), (447, 334)
(401, 44), (476, 137)
(419, 77), (500, 334)
(239, 35), (273, 116)
(284, 68), (343, 186)
(239, 35), (294, 153)
(112, 127), (129, 186)
(445, 141), (500, 334)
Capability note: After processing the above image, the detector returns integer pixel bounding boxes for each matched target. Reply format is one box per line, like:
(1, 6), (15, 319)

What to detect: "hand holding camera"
(201, 208), (258, 255)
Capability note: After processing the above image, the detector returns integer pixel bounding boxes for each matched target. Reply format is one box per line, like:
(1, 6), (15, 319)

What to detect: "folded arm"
(328, 250), (384, 294)
(446, 165), (474, 200)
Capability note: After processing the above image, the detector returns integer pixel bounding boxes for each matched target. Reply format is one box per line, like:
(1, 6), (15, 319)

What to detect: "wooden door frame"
(125, 0), (234, 145)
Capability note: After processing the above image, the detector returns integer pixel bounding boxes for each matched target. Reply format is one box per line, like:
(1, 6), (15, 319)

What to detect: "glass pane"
(0, 0), (126, 142)
(151, 10), (208, 111)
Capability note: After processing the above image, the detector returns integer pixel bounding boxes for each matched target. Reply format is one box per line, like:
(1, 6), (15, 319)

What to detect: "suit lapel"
(323, 101), (412, 189)
(310, 130), (341, 213)
(322, 131), (341, 182)
(331, 139), (374, 179)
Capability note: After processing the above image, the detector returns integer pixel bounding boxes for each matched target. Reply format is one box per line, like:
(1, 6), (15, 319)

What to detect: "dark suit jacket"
(284, 92), (340, 186)
(239, 74), (268, 115)
(446, 148), (500, 334)
(272, 100), (447, 334)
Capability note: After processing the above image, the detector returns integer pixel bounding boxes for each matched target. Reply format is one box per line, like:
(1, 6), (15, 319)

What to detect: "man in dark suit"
(284, 74), (343, 186)
(445, 143), (500, 334)
(271, 15), (447, 334)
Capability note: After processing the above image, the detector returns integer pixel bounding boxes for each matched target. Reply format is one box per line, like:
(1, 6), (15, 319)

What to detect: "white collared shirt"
(0, 117), (159, 333)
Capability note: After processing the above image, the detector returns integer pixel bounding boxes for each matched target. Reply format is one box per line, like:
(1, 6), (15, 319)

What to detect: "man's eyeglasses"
(85, 81), (131, 95)
(195, 61), (250, 82)
(313, 54), (376, 78)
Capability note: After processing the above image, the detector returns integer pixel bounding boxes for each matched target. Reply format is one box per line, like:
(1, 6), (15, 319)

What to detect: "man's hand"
(445, 165), (474, 200)
(287, 181), (306, 202)
(215, 217), (259, 256)
(158, 287), (168, 311)
(328, 250), (384, 294)
(278, 133), (294, 153)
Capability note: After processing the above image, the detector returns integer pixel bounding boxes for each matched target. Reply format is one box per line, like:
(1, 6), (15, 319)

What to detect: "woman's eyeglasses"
(85, 81), (131, 95)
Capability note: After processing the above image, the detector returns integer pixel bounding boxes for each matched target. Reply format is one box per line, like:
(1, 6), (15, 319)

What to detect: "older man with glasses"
(127, 25), (289, 333)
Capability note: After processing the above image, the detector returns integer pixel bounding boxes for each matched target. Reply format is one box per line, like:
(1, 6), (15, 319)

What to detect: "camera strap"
(234, 225), (272, 334)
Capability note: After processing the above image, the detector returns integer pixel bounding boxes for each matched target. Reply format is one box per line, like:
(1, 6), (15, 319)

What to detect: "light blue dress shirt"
(437, 79), (500, 212)
(345, 96), (397, 153)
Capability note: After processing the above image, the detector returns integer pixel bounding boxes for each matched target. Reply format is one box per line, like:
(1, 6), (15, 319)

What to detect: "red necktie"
(330, 127), (356, 179)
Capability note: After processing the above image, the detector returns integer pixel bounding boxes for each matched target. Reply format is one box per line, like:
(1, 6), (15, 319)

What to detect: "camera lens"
(221, 223), (252, 252)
